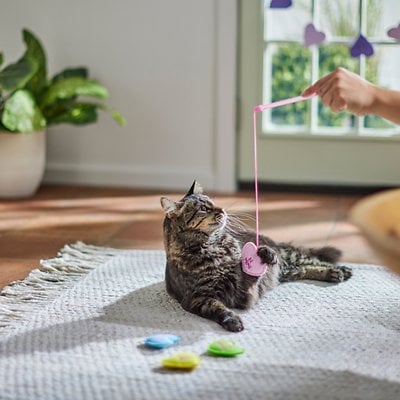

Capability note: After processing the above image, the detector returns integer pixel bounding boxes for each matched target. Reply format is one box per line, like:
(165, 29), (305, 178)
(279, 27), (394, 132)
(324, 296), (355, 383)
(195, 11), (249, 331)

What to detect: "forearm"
(368, 86), (400, 125)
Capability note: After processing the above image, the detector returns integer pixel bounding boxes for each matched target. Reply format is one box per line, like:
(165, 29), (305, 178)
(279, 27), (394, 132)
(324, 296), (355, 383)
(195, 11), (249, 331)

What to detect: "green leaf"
(0, 55), (37, 93)
(42, 98), (76, 119)
(45, 101), (98, 125)
(0, 52), (3, 67)
(23, 29), (47, 96)
(96, 103), (127, 126)
(1, 89), (46, 132)
(110, 110), (127, 126)
(44, 100), (126, 127)
(50, 67), (88, 85)
(40, 77), (109, 108)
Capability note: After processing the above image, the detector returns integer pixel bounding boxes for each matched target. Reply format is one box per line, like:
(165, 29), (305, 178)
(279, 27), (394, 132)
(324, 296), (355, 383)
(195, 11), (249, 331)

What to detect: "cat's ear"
(160, 197), (177, 214)
(185, 180), (203, 197)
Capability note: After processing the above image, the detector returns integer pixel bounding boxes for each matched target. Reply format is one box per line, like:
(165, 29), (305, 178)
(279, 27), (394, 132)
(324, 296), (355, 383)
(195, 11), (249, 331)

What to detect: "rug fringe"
(0, 241), (118, 331)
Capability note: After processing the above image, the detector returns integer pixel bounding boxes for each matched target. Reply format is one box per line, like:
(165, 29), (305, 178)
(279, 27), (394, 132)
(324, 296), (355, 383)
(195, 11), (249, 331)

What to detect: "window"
(263, 0), (400, 137)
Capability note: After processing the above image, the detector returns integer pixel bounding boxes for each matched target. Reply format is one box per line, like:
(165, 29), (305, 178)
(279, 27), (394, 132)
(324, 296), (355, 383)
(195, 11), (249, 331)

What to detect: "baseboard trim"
(238, 181), (396, 196)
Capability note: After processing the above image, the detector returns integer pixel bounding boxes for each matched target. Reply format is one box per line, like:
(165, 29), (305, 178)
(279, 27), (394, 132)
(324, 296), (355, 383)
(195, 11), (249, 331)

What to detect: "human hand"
(302, 67), (377, 115)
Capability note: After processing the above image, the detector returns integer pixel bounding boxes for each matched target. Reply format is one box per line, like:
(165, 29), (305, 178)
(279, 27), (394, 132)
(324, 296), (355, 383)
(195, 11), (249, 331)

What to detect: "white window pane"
(367, 0), (400, 39)
(263, 42), (311, 130)
(376, 46), (400, 90)
(317, 0), (359, 38)
(264, 0), (311, 41)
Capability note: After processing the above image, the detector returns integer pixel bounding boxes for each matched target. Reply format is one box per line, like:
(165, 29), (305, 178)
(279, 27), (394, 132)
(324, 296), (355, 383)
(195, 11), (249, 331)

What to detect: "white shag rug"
(0, 242), (400, 400)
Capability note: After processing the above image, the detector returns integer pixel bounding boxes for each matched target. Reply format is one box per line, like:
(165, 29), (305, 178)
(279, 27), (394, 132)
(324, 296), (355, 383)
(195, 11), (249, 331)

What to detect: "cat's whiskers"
(225, 213), (250, 235)
(234, 212), (256, 223)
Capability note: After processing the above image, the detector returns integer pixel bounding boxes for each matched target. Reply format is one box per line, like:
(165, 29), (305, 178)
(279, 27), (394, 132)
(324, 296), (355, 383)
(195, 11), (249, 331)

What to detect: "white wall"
(1, 0), (237, 192)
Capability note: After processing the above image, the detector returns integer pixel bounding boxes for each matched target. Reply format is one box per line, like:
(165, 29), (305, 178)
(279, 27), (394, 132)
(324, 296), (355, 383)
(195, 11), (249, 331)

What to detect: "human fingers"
(318, 77), (338, 106)
(301, 85), (316, 97)
(318, 82), (348, 114)
(302, 72), (335, 96)
(330, 95), (347, 113)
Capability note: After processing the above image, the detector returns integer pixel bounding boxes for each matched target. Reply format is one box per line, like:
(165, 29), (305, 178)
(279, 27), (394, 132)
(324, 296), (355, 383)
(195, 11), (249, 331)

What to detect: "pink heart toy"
(242, 242), (267, 277)
(387, 24), (400, 41)
(304, 23), (326, 47)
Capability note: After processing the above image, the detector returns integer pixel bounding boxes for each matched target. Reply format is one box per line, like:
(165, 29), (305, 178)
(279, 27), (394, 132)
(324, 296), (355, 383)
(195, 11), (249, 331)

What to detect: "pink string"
(252, 94), (316, 247)
(252, 110), (260, 247)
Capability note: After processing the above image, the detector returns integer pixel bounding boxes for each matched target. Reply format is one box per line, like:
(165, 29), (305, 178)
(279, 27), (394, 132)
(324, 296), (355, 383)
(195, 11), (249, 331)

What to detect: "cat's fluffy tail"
(308, 246), (342, 264)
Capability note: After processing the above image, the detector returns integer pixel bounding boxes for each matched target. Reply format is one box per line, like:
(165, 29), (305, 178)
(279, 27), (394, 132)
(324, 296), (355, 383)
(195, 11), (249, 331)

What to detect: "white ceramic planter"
(0, 130), (46, 198)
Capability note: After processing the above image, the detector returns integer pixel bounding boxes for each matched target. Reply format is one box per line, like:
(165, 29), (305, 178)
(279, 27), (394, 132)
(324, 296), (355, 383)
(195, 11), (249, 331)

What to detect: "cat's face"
(161, 181), (227, 235)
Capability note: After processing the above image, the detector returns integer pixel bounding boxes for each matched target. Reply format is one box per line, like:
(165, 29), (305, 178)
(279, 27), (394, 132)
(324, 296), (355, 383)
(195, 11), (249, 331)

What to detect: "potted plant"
(0, 28), (126, 198)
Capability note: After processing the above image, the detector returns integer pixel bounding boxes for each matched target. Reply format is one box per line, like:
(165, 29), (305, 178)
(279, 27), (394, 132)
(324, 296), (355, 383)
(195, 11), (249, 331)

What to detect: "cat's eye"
(200, 205), (208, 212)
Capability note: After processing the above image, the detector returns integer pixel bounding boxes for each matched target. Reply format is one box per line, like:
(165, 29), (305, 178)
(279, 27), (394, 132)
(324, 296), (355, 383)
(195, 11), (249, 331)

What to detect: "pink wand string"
(252, 94), (316, 247)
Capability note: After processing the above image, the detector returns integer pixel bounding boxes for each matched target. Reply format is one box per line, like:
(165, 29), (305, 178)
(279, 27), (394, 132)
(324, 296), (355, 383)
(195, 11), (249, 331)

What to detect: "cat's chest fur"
(168, 232), (243, 281)
(186, 233), (241, 267)
(165, 231), (264, 309)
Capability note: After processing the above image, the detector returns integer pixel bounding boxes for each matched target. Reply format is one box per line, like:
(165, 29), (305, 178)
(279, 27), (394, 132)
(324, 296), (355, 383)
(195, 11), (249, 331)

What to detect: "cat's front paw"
(329, 265), (352, 282)
(338, 265), (352, 281)
(220, 314), (244, 332)
(257, 246), (278, 265)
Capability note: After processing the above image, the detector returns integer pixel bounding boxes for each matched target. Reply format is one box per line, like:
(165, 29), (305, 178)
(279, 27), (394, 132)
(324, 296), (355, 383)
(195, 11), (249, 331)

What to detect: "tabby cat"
(160, 181), (351, 332)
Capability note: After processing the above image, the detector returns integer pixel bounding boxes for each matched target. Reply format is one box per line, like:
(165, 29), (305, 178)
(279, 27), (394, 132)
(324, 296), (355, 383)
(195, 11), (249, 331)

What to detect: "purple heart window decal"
(304, 23), (326, 47)
(270, 0), (292, 8)
(350, 34), (374, 58)
(387, 24), (400, 41)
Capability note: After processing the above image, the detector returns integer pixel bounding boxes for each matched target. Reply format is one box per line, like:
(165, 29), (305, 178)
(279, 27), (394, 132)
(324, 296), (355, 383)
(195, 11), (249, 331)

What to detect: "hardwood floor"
(0, 184), (381, 290)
